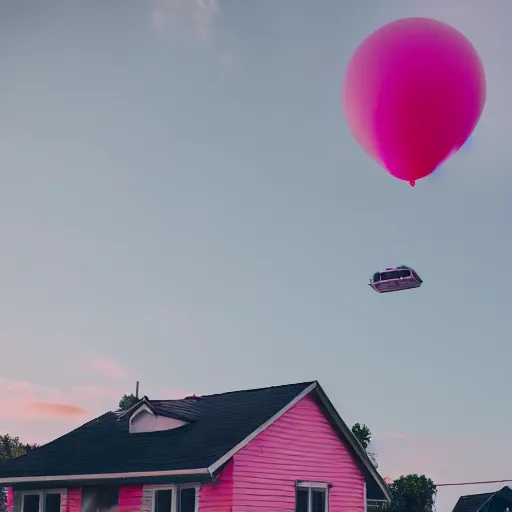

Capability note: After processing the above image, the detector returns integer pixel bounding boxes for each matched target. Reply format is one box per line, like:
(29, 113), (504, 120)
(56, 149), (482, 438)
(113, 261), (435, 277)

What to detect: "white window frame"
(151, 484), (199, 512)
(20, 490), (66, 512)
(296, 481), (330, 512)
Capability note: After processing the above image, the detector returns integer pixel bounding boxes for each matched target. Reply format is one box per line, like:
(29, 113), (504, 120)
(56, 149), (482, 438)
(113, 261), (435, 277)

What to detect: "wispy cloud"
(82, 355), (129, 380)
(151, 0), (219, 40)
(25, 402), (87, 418)
(0, 369), (196, 445)
(0, 377), (125, 444)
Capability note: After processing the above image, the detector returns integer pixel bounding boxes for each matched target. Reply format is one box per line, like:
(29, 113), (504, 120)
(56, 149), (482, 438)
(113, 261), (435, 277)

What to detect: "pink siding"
(119, 487), (143, 512)
(198, 459), (233, 512)
(66, 488), (82, 512)
(6, 487), (14, 512)
(201, 394), (364, 512)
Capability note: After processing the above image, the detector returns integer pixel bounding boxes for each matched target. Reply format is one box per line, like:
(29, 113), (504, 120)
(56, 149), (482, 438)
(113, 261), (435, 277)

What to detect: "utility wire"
(436, 479), (512, 488)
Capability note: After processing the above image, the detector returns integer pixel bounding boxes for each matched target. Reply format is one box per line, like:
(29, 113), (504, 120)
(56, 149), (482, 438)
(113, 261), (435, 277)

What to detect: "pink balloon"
(343, 18), (486, 186)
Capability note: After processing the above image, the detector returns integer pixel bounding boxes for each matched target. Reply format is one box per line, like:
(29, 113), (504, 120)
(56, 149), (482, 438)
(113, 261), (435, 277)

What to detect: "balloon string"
(387, 186), (413, 262)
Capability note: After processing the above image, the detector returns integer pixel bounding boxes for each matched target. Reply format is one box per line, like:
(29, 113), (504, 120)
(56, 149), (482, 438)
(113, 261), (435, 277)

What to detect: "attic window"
(129, 404), (189, 433)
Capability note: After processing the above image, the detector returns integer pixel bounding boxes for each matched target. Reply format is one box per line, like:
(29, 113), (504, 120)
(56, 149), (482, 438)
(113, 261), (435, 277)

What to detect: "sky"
(0, 1), (510, 511)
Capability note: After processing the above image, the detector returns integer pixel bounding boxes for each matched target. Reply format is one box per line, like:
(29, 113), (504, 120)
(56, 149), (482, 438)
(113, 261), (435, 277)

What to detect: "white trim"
(151, 484), (200, 512)
(364, 481), (367, 512)
(312, 385), (391, 503)
(297, 482), (330, 489)
(129, 404), (155, 431)
(0, 468), (208, 485)
(207, 382), (317, 475)
(296, 483), (329, 512)
(194, 487), (199, 512)
(19, 489), (66, 512)
(117, 398), (147, 420)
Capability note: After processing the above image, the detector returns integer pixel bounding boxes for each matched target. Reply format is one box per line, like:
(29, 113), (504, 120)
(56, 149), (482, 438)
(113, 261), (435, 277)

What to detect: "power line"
(436, 479), (512, 488)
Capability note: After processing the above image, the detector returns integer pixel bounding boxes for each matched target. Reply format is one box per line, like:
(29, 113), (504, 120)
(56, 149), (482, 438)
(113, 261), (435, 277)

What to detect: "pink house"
(0, 381), (390, 512)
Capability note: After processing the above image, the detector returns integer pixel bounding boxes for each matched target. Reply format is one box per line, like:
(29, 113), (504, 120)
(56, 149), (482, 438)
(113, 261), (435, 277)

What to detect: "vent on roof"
(129, 404), (189, 434)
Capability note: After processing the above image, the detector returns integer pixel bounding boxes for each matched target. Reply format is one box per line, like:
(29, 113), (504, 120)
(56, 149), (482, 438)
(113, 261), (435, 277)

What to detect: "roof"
(0, 381), (390, 501)
(452, 486), (512, 512)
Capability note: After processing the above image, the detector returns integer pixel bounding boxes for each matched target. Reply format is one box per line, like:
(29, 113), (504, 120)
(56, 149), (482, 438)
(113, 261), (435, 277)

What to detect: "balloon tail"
(409, 180), (416, 187)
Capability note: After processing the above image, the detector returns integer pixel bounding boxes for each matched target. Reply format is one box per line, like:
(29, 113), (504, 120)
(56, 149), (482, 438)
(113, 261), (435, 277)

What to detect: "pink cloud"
(82, 355), (129, 380)
(0, 374), (197, 446)
(25, 402), (88, 417)
(0, 378), (126, 444)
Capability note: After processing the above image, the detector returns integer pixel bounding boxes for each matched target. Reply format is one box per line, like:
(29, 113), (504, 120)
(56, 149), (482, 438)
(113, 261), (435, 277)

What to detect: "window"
(22, 494), (40, 512)
(381, 271), (399, 281)
(44, 494), (61, 512)
(153, 487), (197, 512)
(178, 488), (196, 512)
(155, 490), (172, 512)
(21, 491), (64, 512)
(295, 483), (329, 512)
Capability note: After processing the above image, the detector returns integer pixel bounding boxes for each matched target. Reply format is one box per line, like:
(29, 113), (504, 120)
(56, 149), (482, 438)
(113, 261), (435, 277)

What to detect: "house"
(0, 381), (391, 512)
(452, 486), (512, 512)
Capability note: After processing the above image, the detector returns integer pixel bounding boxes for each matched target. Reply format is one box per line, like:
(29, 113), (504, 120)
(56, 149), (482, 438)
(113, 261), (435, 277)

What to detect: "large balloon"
(343, 18), (486, 186)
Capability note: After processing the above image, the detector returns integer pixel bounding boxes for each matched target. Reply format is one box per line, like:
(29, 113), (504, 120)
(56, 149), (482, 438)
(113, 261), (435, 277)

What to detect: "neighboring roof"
(452, 486), (512, 512)
(0, 380), (390, 502)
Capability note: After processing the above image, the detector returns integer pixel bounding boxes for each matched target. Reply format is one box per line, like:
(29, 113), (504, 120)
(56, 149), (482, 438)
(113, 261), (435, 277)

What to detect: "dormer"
(120, 396), (199, 434)
(129, 403), (189, 433)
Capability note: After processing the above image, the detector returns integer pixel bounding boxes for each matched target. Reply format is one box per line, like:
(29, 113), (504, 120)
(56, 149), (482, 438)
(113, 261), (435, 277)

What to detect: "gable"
(207, 383), (390, 503)
(232, 394), (366, 510)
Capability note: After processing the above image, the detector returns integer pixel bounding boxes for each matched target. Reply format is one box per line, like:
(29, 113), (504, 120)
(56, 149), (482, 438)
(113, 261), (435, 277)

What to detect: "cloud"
(0, 378), (126, 444)
(0, 367), (196, 445)
(82, 355), (129, 380)
(25, 402), (87, 418)
(151, 0), (219, 40)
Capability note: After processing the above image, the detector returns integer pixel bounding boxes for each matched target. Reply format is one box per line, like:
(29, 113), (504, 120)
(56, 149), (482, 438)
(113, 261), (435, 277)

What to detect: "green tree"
(352, 423), (372, 449)
(351, 423), (378, 468)
(118, 393), (139, 410)
(0, 435), (36, 512)
(388, 474), (437, 512)
(350, 423), (437, 512)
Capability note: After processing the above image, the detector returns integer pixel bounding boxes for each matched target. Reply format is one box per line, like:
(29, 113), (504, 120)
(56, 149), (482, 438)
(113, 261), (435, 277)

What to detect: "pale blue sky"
(0, 1), (511, 511)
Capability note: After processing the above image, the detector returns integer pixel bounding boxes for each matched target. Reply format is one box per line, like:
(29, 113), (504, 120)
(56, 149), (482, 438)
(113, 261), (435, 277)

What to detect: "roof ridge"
(150, 381), (316, 402)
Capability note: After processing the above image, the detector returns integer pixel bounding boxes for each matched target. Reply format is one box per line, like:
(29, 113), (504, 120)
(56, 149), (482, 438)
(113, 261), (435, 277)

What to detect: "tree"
(350, 423), (437, 512)
(388, 474), (437, 512)
(0, 435), (36, 512)
(352, 423), (372, 449)
(118, 393), (139, 410)
(351, 422), (379, 468)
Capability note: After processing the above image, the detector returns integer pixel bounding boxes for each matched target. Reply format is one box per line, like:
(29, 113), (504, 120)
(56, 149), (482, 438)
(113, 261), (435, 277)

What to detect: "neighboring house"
(0, 381), (390, 512)
(452, 486), (512, 512)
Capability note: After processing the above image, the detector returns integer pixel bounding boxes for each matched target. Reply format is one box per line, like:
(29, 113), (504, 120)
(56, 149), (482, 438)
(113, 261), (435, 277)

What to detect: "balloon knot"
(409, 180), (416, 187)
